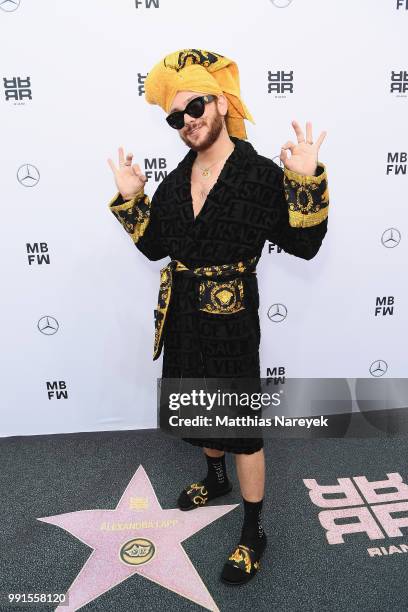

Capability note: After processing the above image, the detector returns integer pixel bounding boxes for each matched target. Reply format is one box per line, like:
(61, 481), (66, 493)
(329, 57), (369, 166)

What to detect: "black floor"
(1, 427), (408, 611)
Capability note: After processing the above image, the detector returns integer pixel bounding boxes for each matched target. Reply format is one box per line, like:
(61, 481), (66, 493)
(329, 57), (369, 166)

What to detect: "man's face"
(168, 90), (225, 152)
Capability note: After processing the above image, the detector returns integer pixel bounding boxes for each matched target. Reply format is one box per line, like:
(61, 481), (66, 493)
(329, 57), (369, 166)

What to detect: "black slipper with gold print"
(220, 532), (267, 585)
(177, 479), (233, 511)
(177, 452), (233, 510)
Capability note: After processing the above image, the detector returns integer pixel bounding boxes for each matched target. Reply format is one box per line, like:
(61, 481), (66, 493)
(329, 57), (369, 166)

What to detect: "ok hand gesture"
(280, 121), (327, 177)
(107, 147), (148, 201)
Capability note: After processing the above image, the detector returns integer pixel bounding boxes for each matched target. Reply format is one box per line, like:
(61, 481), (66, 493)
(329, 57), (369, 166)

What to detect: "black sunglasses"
(166, 94), (216, 130)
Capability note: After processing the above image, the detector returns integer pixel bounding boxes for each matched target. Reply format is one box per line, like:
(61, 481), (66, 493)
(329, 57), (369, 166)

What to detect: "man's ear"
(216, 94), (228, 117)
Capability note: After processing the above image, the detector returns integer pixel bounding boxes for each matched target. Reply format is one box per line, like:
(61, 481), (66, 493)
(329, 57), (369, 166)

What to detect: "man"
(107, 48), (329, 585)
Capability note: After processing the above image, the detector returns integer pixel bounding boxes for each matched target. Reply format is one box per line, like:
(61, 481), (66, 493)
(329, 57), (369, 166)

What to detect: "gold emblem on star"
(120, 538), (156, 566)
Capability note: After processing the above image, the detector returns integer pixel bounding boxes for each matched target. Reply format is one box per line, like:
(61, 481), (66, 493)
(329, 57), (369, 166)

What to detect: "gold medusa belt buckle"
(198, 277), (245, 314)
(152, 256), (259, 360)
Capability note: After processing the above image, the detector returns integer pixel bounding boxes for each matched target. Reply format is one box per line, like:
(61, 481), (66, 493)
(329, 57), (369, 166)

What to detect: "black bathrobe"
(108, 136), (329, 454)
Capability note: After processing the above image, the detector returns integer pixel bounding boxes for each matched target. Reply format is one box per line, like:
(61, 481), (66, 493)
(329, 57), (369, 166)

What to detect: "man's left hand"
(280, 120), (327, 176)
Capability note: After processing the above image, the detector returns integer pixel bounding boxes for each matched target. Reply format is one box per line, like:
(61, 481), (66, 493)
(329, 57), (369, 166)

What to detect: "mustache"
(185, 122), (205, 134)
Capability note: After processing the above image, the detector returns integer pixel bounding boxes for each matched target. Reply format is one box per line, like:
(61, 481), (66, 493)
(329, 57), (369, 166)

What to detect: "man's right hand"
(107, 147), (148, 201)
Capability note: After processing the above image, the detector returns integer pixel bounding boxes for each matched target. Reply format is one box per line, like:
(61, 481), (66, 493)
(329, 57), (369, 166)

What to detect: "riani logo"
(386, 152), (407, 175)
(267, 70), (294, 96)
(134, 0), (159, 9)
(390, 70), (408, 96)
(374, 296), (395, 317)
(137, 73), (147, 96)
(26, 243), (50, 266)
(144, 158), (167, 182)
(266, 366), (286, 385)
(304, 472), (408, 557)
(46, 381), (68, 400)
(4, 77), (32, 103)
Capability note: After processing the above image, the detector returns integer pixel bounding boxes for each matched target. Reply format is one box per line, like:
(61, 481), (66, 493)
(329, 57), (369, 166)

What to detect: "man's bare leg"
(235, 448), (265, 501)
(220, 447), (267, 583)
(203, 447), (225, 458)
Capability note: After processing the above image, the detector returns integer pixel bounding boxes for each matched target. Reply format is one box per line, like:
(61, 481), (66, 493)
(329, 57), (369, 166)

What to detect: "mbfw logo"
(304, 472), (408, 556)
(4, 77), (32, 102)
(137, 73), (147, 96)
(17, 164), (40, 187)
(386, 152), (407, 175)
(374, 296), (394, 317)
(144, 158), (167, 182)
(267, 240), (285, 254)
(38, 316), (59, 335)
(390, 70), (408, 95)
(267, 70), (294, 95)
(381, 227), (401, 248)
(396, 0), (408, 8)
(0, 0), (20, 12)
(369, 360), (388, 377)
(267, 303), (287, 322)
(266, 366), (286, 384)
(26, 243), (50, 265)
(46, 381), (68, 400)
(135, 0), (159, 8)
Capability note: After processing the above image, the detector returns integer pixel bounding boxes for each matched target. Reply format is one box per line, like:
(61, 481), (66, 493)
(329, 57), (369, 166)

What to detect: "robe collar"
(178, 135), (255, 180)
(174, 136), (256, 237)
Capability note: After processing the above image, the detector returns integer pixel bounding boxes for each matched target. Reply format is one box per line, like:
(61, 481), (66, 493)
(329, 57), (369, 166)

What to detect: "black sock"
(202, 452), (230, 491)
(240, 497), (265, 554)
(178, 452), (231, 509)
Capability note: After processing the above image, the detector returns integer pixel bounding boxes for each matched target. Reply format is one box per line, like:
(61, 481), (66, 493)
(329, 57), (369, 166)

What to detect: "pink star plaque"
(37, 465), (238, 611)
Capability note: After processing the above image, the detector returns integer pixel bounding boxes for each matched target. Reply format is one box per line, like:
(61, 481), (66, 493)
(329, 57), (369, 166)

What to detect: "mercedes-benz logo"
(0, 0), (20, 12)
(267, 303), (287, 322)
(369, 360), (388, 377)
(38, 316), (59, 335)
(381, 228), (401, 248)
(17, 164), (40, 187)
(270, 0), (293, 7)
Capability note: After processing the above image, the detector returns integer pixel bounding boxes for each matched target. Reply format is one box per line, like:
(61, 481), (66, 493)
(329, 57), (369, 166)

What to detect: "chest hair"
(190, 163), (224, 219)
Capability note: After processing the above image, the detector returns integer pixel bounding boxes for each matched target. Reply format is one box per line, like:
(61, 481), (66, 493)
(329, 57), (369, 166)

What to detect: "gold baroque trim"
(108, 190), (151, 243)
(108, 188), (146, 209)
(284, 162), (327, 186)
(228, 544), (258, 574)
(288, 205), (329, 228)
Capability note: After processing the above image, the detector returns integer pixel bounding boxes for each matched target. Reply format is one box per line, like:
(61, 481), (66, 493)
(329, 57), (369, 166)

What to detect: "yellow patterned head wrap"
(144, 49), (255, 139)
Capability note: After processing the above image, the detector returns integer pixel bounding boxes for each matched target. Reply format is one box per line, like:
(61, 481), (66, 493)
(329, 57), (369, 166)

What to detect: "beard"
(180, 111), (224, 152)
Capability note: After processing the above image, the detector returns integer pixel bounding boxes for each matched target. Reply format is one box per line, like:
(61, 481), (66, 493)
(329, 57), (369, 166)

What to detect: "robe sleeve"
(108, 186), (168, 261)
(266, 161), (329, 260)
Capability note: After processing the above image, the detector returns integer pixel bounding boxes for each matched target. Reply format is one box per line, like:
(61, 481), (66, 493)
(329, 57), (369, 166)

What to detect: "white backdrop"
(1, 0), (407, 437)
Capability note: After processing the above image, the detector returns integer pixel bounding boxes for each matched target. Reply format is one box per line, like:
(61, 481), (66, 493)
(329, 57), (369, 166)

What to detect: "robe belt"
(153, 255), (260, 361)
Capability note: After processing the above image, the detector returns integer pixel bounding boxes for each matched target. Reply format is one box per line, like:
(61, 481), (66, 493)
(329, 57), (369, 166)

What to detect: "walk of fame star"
(37, 465), (238, 611)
